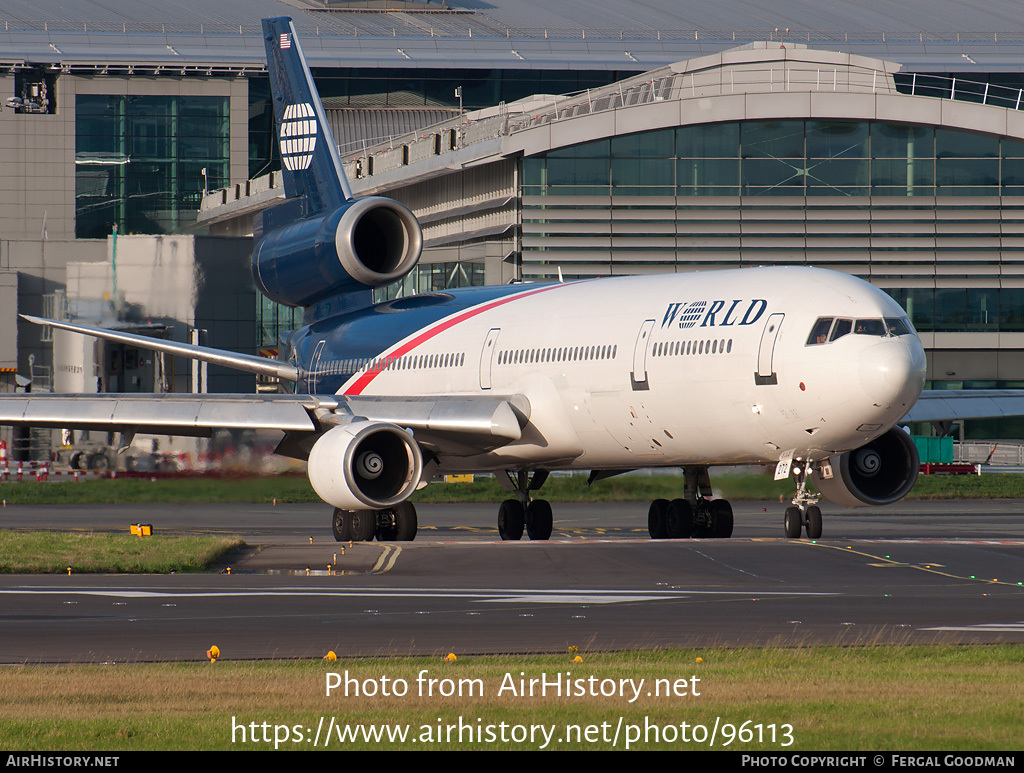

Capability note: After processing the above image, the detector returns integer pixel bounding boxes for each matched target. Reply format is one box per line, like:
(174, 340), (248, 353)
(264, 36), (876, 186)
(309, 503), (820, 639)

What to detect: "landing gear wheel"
(666, 499), (693, 539)
(805, 505), (823, 540)
(711, 499), (734, 538)
(784, 506), (802, 539)
(87, 453), (110, 471)
(690, 501), (709, 538)
(648, 498), (669, 539)
(393, 501), (418, 541)
(375, 519), (398, 541)
(350, 509), (376, 542)
(332, 508), (352, 542)
(498, 499), (525, 541)
(525, 499), (553, 541)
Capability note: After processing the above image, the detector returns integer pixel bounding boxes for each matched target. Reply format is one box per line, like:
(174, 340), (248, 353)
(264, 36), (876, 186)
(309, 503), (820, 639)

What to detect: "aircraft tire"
(393, 501), (418, 541)
(88, 453), (110, 471)
(666, 499), (693, 539)
(784, 506), (802, 539)
(711, 499), (734, 538)
(526, 499), (553, 540)
(498, 499), (525, 541)
(375, 519), (398, 541)
(648, 498), (669, 539)
(351, 509), (376, 541)
(805, 505), (823, 540)
(332, 508), (352, 542)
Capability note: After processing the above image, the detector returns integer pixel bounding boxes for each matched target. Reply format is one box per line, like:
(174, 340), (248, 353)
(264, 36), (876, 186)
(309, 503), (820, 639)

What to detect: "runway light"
(66, 566), (71, 575)
(444, 653), (457, 662)
(226, 567), (231, 575)
(309, 537), (313, 544)
(207, 645), (220, 662)
(324, 651), (337, 661)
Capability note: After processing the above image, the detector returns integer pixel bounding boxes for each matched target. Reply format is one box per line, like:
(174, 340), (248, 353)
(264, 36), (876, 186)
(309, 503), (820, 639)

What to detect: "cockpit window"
(809, 316), (914, 345)
(830, 318), (852, 341)
(853, 319), (886, 336)
(807, 317), (834, 345)
(884, 317), (912, 337)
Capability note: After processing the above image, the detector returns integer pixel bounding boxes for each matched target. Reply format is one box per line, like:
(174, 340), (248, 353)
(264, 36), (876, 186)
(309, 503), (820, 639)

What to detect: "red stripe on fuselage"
(343, 283), (574, 396)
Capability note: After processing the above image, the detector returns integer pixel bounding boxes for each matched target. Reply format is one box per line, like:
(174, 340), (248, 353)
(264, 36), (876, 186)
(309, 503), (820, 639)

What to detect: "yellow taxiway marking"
(797, 541), (1017, 587)
(370, 545), (402, 574)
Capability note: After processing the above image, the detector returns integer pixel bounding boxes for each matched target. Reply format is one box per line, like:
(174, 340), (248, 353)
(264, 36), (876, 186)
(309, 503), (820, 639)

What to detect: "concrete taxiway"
(1, 500), (1023, 662)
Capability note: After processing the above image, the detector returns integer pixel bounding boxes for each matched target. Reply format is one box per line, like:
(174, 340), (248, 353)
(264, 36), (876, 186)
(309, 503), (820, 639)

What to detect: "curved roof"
(1, 0), (1023, 72)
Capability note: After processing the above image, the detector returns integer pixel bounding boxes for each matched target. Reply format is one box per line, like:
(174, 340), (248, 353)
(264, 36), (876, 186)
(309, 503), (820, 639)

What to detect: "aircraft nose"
(858, 338), (926, 408)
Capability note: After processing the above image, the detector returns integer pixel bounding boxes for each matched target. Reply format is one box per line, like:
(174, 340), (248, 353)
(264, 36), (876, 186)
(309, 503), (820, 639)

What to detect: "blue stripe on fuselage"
(292, 284), (554, 394)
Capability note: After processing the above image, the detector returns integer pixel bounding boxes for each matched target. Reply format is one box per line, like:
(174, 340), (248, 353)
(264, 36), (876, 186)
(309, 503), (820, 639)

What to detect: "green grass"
(1, 470), (1021, 505)
(0, 646), (1021, 750)
(0, 531), (243, 573)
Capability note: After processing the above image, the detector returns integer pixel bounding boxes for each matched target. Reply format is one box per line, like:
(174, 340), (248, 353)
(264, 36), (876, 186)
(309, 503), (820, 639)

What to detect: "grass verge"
(0, 646), (1021, 750)
(0, 532), (243, 573)
(1, 471), (1023, 505)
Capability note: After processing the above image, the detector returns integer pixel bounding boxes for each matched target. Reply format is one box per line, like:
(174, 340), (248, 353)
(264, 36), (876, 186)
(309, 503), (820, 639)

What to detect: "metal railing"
(955, 442), (1024, 466)
(0, 18), (1020, 44)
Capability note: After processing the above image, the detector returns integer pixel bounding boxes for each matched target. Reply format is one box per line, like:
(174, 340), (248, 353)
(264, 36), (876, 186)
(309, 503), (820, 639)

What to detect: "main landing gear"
(332, 501), (418, 542)
(647, 466), (734, 539)
(783, 460), (823, 540)
(497, 469), (553, 541)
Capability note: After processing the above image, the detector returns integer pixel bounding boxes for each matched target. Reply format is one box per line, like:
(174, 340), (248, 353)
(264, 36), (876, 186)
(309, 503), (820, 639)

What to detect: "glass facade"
(258, 296), (303, 351)
(373, 261), (486, 303)
(75, 95), (230, 239)
(524, 120), (1024, 199)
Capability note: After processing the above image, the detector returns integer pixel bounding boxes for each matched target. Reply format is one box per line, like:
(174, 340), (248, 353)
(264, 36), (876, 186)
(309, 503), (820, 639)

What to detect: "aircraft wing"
(903, 389), (1024, 423)
(0, 392), (528, 457)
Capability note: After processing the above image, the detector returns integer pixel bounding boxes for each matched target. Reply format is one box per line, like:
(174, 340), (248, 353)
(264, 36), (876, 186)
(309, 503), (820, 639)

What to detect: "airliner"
(2, 17), (1021, 544)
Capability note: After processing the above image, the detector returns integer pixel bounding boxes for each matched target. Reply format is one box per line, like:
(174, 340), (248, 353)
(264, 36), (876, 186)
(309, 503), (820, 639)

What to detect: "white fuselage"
(338, 266), (926, 473)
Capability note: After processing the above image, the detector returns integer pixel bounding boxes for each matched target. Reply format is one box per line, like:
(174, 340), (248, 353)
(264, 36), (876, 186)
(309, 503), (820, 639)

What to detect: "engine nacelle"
(307, 421), (423, 511)
(253, 196), (422, 307)
(812, 428), (920, 508)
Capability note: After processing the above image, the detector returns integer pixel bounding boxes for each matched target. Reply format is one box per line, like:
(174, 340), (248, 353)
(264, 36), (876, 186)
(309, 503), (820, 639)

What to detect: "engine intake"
(812, 428), (919, 508)
(307, 421), (423, 511)
(253, 196), (422, 307)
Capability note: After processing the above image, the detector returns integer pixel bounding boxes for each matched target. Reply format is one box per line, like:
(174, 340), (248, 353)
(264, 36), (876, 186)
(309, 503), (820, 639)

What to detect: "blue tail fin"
(262, 17), (352, 214)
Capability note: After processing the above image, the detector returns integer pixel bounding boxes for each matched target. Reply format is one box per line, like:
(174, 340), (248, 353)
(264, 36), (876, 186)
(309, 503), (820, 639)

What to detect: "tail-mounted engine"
(306, 421), (423, 511)
(812, 428), (919, 508)
(253, 196), (422, 307)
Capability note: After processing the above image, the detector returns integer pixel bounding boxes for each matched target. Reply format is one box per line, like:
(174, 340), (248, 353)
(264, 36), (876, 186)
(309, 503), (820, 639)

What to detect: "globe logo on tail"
(280, 103), (317, 171)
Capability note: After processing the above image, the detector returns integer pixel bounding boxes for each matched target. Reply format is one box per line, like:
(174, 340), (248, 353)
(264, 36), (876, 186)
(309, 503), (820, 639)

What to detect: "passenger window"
(807, 317), (833, 345)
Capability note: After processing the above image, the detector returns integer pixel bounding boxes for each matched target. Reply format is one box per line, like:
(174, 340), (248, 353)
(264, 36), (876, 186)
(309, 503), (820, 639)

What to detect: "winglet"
(262, 17), (352, 213)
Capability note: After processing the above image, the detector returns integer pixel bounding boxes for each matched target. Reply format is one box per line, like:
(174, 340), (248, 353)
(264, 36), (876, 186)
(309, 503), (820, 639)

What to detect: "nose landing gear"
(783, 460), (824, 539)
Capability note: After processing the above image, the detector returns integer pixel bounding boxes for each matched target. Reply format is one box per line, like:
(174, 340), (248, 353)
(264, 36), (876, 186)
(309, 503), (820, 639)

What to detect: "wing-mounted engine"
(306, 421), (423, 511)
(812, 428), (919, 508)
(253, 196), (423, 308)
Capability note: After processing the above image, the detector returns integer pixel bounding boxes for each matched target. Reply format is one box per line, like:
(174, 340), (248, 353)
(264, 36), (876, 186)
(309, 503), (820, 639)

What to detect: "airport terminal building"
(3, 0), (1024, 453)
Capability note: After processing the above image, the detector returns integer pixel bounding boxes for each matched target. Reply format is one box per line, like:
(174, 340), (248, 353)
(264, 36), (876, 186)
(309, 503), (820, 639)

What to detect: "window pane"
(742, 121), (803, 159)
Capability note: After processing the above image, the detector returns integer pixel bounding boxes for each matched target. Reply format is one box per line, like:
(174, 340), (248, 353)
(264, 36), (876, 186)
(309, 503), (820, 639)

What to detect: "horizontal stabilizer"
(21, 315), (300, 382)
